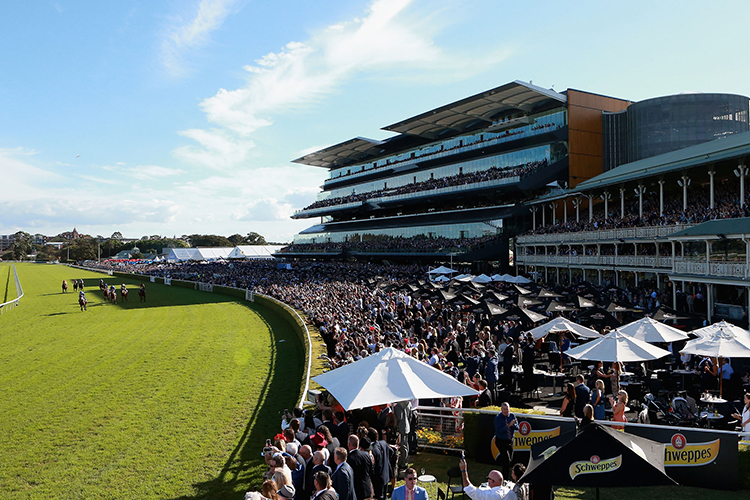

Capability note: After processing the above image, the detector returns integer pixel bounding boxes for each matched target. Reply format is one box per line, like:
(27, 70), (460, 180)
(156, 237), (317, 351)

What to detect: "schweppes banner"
(569, 454), (622, 480)
(625, 426), (738, 490)
(471, 413), (576, 464)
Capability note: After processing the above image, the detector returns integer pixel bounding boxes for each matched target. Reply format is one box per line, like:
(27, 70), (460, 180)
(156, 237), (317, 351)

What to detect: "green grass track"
(0, 263), (303, 499)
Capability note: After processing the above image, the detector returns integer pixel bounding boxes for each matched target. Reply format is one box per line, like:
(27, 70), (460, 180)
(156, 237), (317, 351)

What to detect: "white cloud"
(173, 128), (254, 170)
(161, 0), (237, 77)
(232, 198), (293, 221)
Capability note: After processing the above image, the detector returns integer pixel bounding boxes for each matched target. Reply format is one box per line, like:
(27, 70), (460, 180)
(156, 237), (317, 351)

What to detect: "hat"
(278, 485), (296, 499)
(310, 432), (328, 447)
(286, 442), (299, 456)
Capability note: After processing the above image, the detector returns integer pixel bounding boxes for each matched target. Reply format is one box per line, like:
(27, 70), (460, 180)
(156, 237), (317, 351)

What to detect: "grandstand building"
(286, 81), (629, 269)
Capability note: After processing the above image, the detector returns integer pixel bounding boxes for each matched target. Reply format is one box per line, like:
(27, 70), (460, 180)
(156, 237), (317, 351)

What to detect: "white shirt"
(464, 484), (517, 500)
(742, 406), (750, 434)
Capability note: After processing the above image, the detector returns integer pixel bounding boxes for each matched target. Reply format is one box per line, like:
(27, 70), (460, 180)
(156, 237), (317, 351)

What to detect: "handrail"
(0, 265), (24, 314)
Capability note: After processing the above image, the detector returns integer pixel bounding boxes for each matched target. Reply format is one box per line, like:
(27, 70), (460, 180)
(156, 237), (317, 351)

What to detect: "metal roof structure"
(575, 130), (750, 191)
(668, 217), (750, 239)
(292, 137), (386, 169)
(382, 80), (566, 140)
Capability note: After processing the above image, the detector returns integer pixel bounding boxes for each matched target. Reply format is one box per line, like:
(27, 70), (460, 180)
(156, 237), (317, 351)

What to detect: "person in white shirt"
(731, 393), (750, 433)
(458, 458), (516, 500)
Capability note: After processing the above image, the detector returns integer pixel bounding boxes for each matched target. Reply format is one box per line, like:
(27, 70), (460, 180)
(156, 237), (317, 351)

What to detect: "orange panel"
(569, 105), (604, 134)
(569, 130), (603, 156)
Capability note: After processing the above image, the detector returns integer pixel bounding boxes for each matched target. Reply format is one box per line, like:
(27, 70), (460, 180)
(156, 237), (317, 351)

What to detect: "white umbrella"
(691, 321), (750, 344)
(472, 274), (493, 283)
(681, 330), (750, 396)
(617, 317), (689, 343)
(312, 347), (478, 410)
(566, 330), (672, 363)
(428, 265), (456, 275)
(527, 317), (601, 341)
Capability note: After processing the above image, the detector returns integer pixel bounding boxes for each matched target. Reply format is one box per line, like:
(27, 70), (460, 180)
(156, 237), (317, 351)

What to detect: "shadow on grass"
(165, 300), (305, 500)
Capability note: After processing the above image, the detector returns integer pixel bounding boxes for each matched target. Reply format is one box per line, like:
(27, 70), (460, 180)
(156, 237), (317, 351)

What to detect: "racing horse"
(109, 285), (117, 304)
(62, 280), (68, 293)
(79, 294), (88, 311)
(73, 279), (78, 292)
(138, 284), (146, 302)
(121, 285), (129, 302)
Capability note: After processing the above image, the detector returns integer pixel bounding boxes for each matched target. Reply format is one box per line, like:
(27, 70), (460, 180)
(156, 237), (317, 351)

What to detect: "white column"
(531, 206), (538, 230)
(550, 203), (557, 224)
(635, 184), (645, 218)
(673, 281), (677, 309)
(573, 198), (581, 222)
(542, 205), (546, 227)
(707, 284), (713, 323)
(620, 187), (625, 218)
(564, 200), (568, 224)
(588, 195), (594, 222)
(658, 180), (665, 216)
(679, 174), (690, 211)
(708, 169), (715, 209)
(601, 191), (611, 220)
(735, 163), (747, 208)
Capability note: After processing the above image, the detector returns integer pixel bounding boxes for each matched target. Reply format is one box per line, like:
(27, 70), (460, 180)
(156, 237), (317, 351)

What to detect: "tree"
(10, 231), (32, 260)
(246, 232), (267, 245)
(187, 234), (233, 247)
(68, 238), (97, 261)
(228, 234), (245, 245)
(111, 231), (123, 240)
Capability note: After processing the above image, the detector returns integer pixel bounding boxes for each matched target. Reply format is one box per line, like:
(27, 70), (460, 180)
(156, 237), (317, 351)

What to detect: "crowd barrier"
(0, 265), (24, 314)
(66, 265), (313, 408)
(416, 406), (745, 490)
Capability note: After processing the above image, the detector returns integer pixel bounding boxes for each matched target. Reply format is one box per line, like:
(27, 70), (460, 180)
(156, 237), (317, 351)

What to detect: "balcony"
(515, 224), (693, 245)
(515, 254), (749, 280)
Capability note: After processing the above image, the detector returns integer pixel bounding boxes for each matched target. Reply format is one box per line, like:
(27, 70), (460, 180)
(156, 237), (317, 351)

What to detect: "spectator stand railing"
(0, 265), (24, 315)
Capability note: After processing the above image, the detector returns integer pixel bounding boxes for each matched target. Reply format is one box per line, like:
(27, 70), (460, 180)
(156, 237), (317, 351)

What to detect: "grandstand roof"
(669, 217), (750, 239)
(575, 130), (750, 191)
(292, 137), (386, 169)
(382, 80), (566, 140)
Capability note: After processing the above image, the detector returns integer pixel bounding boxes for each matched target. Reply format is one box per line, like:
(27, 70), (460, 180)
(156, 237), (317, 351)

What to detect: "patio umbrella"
(652, 306), (689, 321)
(527, 317), (602, 341)
(427, 265), (456, 275)
(617, 317), (689, 343)
(566, 330), (671, 363)
(681, 329), (750, 396)
(482, 290), (509, 303)
(515, 284), (533, 295)
(606, 301), (636, 313)
(472, 274), (493, 283)
(312, 347), (479, 410)
(577, 296), (596, 308)
(691, 320), (750, 344)
(538, 288), (564, 298)
(518, 295), (543, 308)
(546, 300), (579, 313)
(520, 423), (676, 498)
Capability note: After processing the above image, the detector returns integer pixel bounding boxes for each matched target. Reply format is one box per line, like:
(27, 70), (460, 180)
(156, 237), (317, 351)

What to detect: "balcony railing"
(516, 224), (692, 245)
(516, 254), (749, 279)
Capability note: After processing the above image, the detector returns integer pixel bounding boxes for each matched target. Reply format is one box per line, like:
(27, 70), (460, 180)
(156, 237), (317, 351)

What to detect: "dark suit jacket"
(313, 489), (338, 500)
(371, 439), (390, 492)
(336, 421), (350, 446)
(331, 462), (356, 500)
(305, 462), (331, 500)
(347, 448), (374, 500)
(575, 383), (591, 418)
(325, 437), (340, 469)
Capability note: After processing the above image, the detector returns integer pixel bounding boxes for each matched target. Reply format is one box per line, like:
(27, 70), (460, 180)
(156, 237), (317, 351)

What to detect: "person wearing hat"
(331, 447), (355, 500)
(278, 484), (296, 500)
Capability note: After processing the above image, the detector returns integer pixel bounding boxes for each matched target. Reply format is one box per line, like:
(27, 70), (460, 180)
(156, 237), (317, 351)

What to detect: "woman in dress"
(560, 383), (576, 418)
(591, 379), (606, 420)
(610, 361), (623, 395)
(610, 390), (629, 430)
(731, 393), (750, 433)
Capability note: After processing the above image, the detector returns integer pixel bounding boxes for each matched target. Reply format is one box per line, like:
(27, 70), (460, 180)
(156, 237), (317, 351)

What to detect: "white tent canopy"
(227, 245), (285, 259)
(681, 329), (750, 358)
(617, 317), (689, 343)
(312, 347), (479, 410)
(472, 274), (493, 283)
(527, 317), (602, 341)
(566, 330), (672, 363)
(691, 321), (750, 344)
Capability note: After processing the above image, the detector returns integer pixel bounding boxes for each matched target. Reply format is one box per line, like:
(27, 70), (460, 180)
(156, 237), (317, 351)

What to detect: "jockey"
(79, 290), (86, 300)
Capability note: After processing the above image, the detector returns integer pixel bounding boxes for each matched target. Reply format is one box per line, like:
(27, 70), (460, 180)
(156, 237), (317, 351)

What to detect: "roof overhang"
(382, 80), (567, 140)
(292, 137), (386, 168)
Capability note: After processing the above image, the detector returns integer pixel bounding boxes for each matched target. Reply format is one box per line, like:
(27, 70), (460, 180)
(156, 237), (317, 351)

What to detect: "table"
(700, 411), (724, 428)
(673, 369), (696, 390)
(418, 474), (437, 499)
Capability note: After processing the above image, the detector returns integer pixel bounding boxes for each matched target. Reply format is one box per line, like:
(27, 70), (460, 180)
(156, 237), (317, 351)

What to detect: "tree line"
(1, 231), (270, 262)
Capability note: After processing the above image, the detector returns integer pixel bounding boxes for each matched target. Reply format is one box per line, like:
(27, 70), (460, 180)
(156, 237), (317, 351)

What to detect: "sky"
(1, 0), (749, 243)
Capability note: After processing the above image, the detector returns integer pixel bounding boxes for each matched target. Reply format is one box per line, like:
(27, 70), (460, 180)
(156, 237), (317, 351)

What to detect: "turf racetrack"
(0, 263), (303, 499)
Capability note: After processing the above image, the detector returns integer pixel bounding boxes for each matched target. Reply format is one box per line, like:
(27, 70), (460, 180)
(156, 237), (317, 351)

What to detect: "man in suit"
(312, 471), (337, 500)
(335, 411), (350, 444)
(393, 400), (412, 472)
(476, 380), (493, 408)
(574, 374), (590, 418)
(390, 468), (428, 500)
(331, 447), (356, 500)
(368, 427), (390, 500)
(347, 435), (374, 500)
(305, 450), (331, 500)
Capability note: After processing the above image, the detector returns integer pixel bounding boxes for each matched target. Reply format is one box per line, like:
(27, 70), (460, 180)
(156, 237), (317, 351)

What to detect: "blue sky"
(1, 0), (748, 242)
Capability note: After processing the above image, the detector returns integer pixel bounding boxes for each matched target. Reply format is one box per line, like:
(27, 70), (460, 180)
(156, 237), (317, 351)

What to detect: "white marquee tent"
(227, 245), (286, 259)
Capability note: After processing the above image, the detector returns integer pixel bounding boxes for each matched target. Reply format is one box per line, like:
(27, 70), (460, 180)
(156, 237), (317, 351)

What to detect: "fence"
(0, 265), (24, 314)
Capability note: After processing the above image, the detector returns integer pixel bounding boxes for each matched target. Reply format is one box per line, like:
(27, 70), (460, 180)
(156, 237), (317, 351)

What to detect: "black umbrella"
(538, 288), (564, 298)
(575, 305), (621, 329)
(652, 306), (690, 321)
(546, 300), (579, 313)
(518, 295), (543, 308)
(576, 295), (596, 308)
(521, 423), (676, 499)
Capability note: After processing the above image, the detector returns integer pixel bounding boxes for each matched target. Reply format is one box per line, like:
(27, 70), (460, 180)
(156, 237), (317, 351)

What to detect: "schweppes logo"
(491, 421), (560, 456)
(569, 455), (622, 480)
(664, 433), (719, 467)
